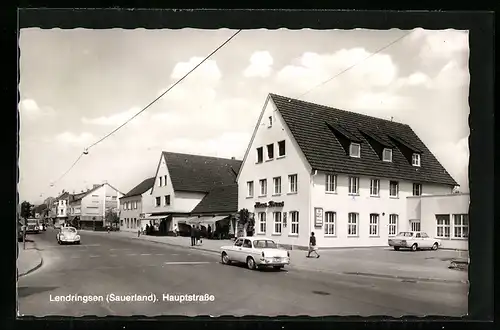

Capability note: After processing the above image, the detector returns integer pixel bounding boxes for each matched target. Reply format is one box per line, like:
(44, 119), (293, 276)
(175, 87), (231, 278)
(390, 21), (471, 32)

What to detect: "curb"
(341, 271), (469, 284)
(18, 241), (44, 278)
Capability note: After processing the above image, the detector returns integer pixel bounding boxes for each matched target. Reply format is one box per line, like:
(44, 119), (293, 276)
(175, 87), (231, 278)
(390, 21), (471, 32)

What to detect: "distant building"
(237, 93), (464, 249)
(68, 183), (123, 229)
(119, 177), (155, 232)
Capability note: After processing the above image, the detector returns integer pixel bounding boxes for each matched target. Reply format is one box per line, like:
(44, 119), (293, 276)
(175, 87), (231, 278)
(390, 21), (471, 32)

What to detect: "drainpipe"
(309, 169), (318, 248)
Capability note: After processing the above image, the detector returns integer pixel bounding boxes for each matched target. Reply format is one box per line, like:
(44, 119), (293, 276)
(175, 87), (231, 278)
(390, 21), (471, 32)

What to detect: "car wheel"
(246, 257), (257, 270)
(432, 243), (438, 250)
(57, 240), (61, 245)
(411, 243), (418, 251)
(76, 241), (80, 245)
(393, 246), (400, 251)
(221, 252), (231, 265)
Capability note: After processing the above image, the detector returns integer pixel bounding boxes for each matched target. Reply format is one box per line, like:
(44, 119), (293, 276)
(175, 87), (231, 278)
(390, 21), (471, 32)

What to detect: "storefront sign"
(254, 201), (285, 208)
(314, 207), (323, 227)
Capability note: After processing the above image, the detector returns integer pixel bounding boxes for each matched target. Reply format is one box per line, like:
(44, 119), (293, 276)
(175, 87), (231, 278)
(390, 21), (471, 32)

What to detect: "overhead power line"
(48, 29), (242, 190)
(296, 30), (414, 99)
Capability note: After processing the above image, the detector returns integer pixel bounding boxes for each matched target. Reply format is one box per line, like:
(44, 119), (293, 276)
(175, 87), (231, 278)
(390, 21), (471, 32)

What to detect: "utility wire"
(47, 29), (242, 190)
(296, 30), (414, 99)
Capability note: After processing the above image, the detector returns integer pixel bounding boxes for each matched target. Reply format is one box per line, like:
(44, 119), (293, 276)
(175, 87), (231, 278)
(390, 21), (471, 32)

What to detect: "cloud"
(19, 99), (55, 119)
(243, 51), (274, 78)
(409, 28), (469, 61)
(55, 132), (95, 147)
(170, 57), (222, 82)
(81, 107), (145, 126)
(430, 136), (469, 192)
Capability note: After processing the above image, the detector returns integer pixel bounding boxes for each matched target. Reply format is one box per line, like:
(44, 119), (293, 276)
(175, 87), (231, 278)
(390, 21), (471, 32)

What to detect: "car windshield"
(27, 219), (37, 224)
(397, 232), (413, 237)
(62, 228), (76, 233)
(253, 240), (277, 249)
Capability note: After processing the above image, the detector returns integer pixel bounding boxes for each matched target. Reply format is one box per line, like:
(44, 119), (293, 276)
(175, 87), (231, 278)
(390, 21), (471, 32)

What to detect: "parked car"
(56, 226), (81, 245)
(388, 231), (440, 251)
(220, 237), (290, 270)
(25, 218), (40, 234)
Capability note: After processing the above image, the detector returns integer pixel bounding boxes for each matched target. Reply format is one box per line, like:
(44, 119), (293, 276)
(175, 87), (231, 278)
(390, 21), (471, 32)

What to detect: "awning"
(186, 215), (229, 227)
(144, 215), (169, 221)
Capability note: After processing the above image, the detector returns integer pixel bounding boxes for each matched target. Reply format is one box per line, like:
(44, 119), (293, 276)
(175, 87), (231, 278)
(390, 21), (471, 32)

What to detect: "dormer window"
(383, 148), (393, 162)
(412, 153), (421, 167)
(349, 143), (360, 158)
(268, 116), (273, 127)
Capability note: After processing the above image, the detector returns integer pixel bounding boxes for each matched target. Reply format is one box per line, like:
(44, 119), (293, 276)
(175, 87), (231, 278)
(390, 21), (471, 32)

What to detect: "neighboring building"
(68, 183), (123, 229)
(52, 191), (71, 227)
(119, 177), (155, 232)
(237, 93), (462, 249)
(146, 151), (242, 235)
(408, 192), (469, 250)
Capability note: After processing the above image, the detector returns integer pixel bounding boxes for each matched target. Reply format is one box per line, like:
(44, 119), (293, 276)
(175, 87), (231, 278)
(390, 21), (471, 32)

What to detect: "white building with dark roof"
(237, 94), (468, 250)
(119, 177), (155, 232)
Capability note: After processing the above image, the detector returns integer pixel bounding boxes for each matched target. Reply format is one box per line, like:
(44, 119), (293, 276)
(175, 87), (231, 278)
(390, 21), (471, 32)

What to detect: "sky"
(18, 28), (470, 204)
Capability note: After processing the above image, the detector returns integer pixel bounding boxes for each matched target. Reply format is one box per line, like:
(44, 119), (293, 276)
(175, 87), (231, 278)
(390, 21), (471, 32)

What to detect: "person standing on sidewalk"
(190, 225), (196, 246)
(307, 232), (320, 258)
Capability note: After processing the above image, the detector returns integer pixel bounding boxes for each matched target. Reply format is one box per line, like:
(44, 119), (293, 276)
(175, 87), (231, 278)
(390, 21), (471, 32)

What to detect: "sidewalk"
(83, 230), (468, 284)
(17, 241), (43, 277)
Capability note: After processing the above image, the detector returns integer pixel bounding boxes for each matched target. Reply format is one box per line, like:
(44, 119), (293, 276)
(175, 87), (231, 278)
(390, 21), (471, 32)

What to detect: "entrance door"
(410, 220), (421, 232)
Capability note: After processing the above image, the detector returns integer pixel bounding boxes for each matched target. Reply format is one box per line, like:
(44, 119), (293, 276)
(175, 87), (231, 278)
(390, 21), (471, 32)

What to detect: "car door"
(231, 238), (244, 262)
(420, 232), (432, 248)
(241, 239), (254, 261)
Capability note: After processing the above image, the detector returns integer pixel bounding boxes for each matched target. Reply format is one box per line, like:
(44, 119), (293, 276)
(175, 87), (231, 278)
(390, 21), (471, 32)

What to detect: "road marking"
(70, 256), (80, 259)
(164, 261), (211, 265)
(89, 255), (100, 258)
(140, 254), (151, 256)
(110, 248), (130, 251)
(109, 254), (118, 257)
(127, 254), (137, 256)
(171, 254), (179, 256)
(154, 254), (164, 256)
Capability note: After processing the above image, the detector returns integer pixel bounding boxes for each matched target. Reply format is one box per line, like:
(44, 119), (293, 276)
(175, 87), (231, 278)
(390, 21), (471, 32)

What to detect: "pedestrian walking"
(138, 228), (141, 237)
(307, 232), (320, 258)
(173, 223), (178, 237)
(190, 225), (196, 246)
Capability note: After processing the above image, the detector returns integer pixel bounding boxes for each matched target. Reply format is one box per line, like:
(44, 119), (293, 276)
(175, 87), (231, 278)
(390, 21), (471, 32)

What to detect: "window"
(159, 177), (163, 187)
(126, 219), (129, 228)
(133, 218), (137, 229)
(412, 183), (422, 196)
(369, 214), (379, 236)
(288, 174), (298, 193)
(112, 196), (117, 200)
(325, 174), (337, 193)
(436, 215), (451, 238)
(421, 232), (429, 238)
(165, 195), (171, 206)
(370, 179), (380, 196)
(412, 153), (421, 167)
(259, 179), (267, 196)
(453, 214), (469, 238)
(290, 211), (299, 235)
(389, 181), (399, 198)
(243, 239), (252, 248)
(258, 212), (266, 234)
(273, 212), (282, 234)
(410, 220), (421, 232)
(123, 204), (126, 210)
(383, 148), (393, 162)
(267, 144), (274, 160)
(348, 213), (359, 236)
(324, 212), (336, 236)
(349, 143), (360, 157)
(256, 147), (263, 163)
(268, 116), (273, 127)
(234, 238), (243, 247)
(278, 140), (286, 157)
(164, 175), (167, 186)
(155, 197), (161, 207)
(273, 177), (281, 195)
(120, 220), (124, 226)
(134, 201), (138, 209)
(388, 214), (398, 236)
(92, 195), (99, 197)
(247, 181), (254, 197)
(348, 176), (359, 195)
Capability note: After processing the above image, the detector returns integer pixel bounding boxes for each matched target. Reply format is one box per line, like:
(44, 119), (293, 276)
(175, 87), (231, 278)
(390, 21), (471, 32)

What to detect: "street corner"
(18, 243), (44, 278)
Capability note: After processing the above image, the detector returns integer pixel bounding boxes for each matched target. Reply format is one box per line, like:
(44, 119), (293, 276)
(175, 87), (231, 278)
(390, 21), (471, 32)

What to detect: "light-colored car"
(56, 226), (81, 245)
(220, 237), (290, 270)
(25, 218), (40, 234)
(388, 231), (440, 251)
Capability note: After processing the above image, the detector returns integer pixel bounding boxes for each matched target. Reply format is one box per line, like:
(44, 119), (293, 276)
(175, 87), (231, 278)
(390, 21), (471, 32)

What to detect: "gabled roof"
(70, 185), (103, 202)
(159, 152), (242, 193)
(269, 93), (458, 186)
(120, 177), (155, 199)
(191, 184), (238, 214)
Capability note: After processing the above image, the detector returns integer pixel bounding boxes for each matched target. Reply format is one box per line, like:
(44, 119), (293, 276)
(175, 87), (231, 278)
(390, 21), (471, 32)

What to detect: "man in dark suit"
(190, 225), (196, 246)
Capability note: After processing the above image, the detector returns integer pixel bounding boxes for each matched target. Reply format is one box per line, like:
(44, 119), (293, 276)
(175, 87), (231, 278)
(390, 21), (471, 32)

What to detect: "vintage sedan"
(220, 237), (290, 270)
(56, 226), (81, 245)
(388, 231), (440, 251)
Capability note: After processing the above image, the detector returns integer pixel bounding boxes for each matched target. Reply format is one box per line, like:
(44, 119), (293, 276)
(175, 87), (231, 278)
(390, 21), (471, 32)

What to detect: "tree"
(237, 208), (255, 237)
(105, 208), (120, 228)
(20, 201), (33, 220)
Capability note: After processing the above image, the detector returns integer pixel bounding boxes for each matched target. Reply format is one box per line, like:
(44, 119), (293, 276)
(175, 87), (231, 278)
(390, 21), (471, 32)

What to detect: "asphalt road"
(18, 228), (468, 317)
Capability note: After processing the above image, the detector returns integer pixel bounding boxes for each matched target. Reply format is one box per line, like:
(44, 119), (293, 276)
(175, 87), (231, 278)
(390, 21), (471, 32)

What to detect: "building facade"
(68, 183), (123, 229)
(146, 151), (241, 235)
(238, 94), (462, 249)
(119, 177), (155, 232)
